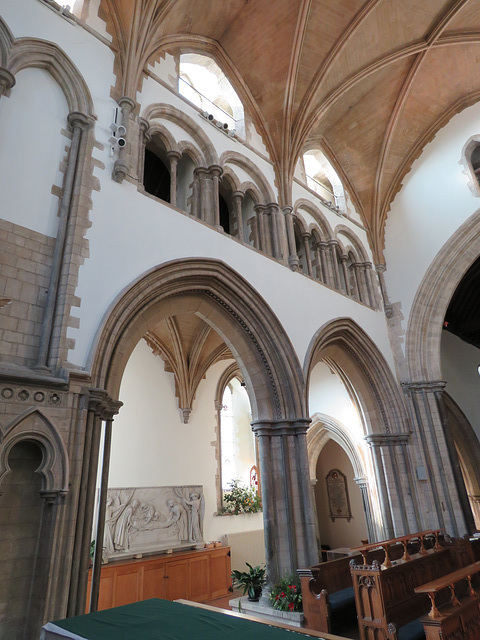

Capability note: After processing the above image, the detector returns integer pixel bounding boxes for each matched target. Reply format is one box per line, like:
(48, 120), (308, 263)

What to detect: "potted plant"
(231, 562), (266, 601)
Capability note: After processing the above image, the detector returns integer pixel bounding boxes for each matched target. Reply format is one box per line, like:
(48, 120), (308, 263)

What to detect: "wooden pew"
(414, 561), (480, 640)
(350, 532), (474, 640)
(299, 530), (441, 635)
(299, 547), (386, 634)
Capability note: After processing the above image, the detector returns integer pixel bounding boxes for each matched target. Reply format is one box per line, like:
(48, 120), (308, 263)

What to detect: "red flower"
(280, 592), (286, 598)
(288, 602), (294, 611)
(275, 595), (279, 600)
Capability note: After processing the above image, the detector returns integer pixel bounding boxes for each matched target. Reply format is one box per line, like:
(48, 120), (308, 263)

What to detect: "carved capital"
(113, 160), (129, 183)
(118, 96), (136, 113)
(0, 68), (16, 95)
(251, 418), (310, 437)
(67, 111), (92, 131)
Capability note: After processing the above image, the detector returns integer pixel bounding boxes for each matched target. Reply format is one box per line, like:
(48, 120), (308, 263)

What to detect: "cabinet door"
(209, 549), (232, 599)
(143, 561), (166, 600)
(188, 555), (210, 602)
(112, 565), (142, 607)
(164, 560), (188, 601)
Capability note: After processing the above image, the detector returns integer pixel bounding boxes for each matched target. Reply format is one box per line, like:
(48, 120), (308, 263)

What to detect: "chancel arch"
(87, 258), (316, 600)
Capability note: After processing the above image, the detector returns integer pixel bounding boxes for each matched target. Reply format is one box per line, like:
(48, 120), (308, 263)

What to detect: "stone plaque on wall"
(326, 469), (352, 522)
(103, 485), (205, 560)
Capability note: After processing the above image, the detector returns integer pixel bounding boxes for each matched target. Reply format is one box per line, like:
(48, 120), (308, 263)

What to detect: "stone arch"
(90, 258), (306, 422)
(147, 122), (177, 154)
(220, 166), (241, 192)
(142, 103), (217, 165)
(220, 151), (275, 202)
(242, 182), (263, 205)
(176, 140), (204, 167)
(307, 412), (365, 479)
(294, 198), (334, 238)
(7, 37), (93, 116)
(405, 211), (480, 382)
(0, 408), (69, 495)
(0, 15), (14, 68)
(305, 318), (406, 435)
(335, 224), (370, 262)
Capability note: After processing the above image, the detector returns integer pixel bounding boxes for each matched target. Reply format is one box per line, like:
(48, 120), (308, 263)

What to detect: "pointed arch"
(7, 37), (93, 116)
(293, 198), (334, 238)
(0, 15), (14, 67)
(0, 408), (69, 495)
(142, 103), (217, 166)
(305, 318), (406, 435)
(307, 412), (365, 480)
(220, 151), (275, 203)
(90, 258), (306, 422)
(335, 224), (370, 262)
(406, 211), (480, 382)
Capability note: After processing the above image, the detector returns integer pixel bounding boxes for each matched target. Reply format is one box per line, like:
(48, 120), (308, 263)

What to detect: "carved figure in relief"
(184, 492), (204, 542)
(114, 498), (140, 551)
(159, 499), (188, 540)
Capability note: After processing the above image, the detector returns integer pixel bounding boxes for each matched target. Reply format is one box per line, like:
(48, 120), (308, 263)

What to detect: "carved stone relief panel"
(103, 485), (205, 560)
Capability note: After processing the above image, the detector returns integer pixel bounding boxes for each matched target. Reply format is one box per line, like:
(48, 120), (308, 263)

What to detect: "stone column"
(376, 264), (393, 318)
(268, 203), (282, 260)
(318, 241), (334, 287)
(137, 117), (150, 187)
(89, 398), (123, 613)
(74, 389), (109, 614)
(302, 233), (313, 276)
(113, 96), (136, 183)
(364, 263), (378, 308)
(283, 206), (299, 271)
(350, 264), (362, 300)
(365, 436), (395, 539)
(328, 241), (342, 289)
(252, 419), (317, 584)
(402, 381), (469, 537)
(232, 191), (245, 241)
(314, 242), (327, 283)
(340, 255), (350, 295)
(254, 204), (267, 252)
(210, 164), (223, 228)
(35, 111), (91, 370)
(354, 476), (375, 542)
(192, 167), (205, 219)
(167, 151), (181, 208)
(0, 68), (15, 97)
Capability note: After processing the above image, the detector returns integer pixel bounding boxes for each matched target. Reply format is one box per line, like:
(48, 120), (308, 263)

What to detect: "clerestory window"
(179, 53), (245, 137)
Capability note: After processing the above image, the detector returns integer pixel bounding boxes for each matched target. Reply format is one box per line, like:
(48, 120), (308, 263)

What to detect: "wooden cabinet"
(87, 546), (231, 611)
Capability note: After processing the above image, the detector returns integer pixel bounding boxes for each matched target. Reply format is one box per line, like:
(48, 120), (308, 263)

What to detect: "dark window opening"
(144, 148), (170, 202)
(219, 194), (231, 234)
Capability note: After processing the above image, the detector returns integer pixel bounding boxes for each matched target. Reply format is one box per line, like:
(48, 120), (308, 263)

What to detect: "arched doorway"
(84, 258), (317, 610)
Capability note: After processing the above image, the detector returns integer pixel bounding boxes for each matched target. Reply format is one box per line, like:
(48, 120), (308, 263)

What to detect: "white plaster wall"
(109, 339), (263, 544)
(384, 102), (480, 328)
(441, 331), (480, 441)
(0, 67), (68, 237)
(309, 362), (364, 443)
(69, 176), (394, 376)
(315, 439), (368, 549)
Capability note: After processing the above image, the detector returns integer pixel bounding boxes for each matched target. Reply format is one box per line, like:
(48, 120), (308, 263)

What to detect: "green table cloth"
(42, 599), (320, 640)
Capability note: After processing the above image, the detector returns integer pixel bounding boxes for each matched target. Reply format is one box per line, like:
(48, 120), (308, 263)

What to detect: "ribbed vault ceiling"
(99, 0), (480, 260)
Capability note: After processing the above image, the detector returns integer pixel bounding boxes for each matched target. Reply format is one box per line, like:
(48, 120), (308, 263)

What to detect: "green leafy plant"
(219, 479), (262, 514)
(231, 562), (266, 601)
(269, 573), (302, 612)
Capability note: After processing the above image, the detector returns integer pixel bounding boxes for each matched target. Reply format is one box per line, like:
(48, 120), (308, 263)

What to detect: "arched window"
(144, 142), (170, 202)
(303, 149), (346, 211)
(179, 54), (245, 137)
(220, 378), (256, 493)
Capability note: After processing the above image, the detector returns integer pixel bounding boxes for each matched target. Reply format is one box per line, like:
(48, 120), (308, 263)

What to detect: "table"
(41, 598), (347, 640)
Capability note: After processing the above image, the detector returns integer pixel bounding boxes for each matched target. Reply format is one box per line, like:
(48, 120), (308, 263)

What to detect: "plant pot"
(247, 586), (262, 602)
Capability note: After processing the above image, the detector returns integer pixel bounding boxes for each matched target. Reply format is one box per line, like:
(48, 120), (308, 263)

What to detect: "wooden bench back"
(351, 544), (462, 639)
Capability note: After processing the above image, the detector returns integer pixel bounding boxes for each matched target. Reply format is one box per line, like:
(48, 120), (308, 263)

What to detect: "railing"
(179, 77), (236, 130)
(414, 560), (480, 618)
(351, 529), (444, 568)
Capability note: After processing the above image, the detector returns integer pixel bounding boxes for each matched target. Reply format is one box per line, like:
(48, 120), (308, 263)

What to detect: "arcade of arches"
(3, 2), (480, 638)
